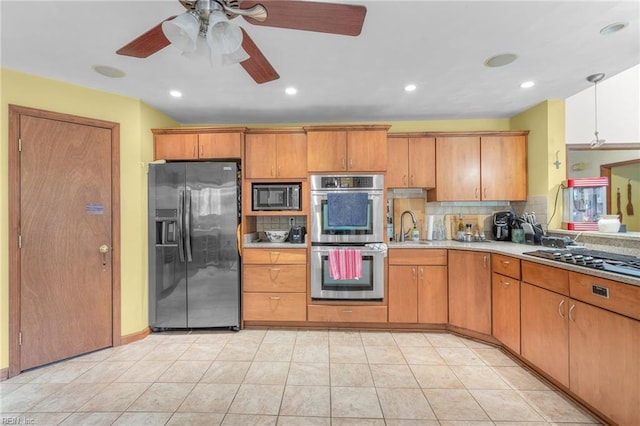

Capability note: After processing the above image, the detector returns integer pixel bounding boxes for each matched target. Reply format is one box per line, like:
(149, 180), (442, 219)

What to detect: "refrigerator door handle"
(185, 189), (193, 262)
(177, 189), (185, 262)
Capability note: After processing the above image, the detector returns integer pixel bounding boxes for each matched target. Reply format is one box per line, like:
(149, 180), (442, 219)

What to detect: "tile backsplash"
(256, 216), (307, 232)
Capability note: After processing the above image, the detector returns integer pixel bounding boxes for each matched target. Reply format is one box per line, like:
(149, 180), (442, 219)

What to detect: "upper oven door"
(310, 190), (383, 243)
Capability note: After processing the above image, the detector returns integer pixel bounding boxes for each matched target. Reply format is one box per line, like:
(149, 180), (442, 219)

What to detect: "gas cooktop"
(523, 249), (640, 279)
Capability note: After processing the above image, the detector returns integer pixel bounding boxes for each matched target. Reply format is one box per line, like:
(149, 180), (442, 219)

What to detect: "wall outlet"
(289, 217), (295, 227)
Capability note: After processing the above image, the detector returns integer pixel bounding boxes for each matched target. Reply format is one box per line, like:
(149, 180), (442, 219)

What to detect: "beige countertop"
(389, 240), (640, 287)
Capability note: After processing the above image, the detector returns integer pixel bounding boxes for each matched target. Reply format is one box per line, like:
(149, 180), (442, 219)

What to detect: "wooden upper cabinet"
(387, 136), (435, 188)
(152, 128), (244, 160)
(432, 136), (481, 201)
(429, 132), (528, 202)
(245, 131), (307, 179)
(306, 126), (389, 172)
(154, 133), (199, 160)
(481, 135), (527, 201)
(198, 132), (242, 159)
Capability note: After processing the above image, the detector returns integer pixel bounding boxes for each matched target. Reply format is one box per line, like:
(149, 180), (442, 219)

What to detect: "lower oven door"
(311, 245), (385, 300)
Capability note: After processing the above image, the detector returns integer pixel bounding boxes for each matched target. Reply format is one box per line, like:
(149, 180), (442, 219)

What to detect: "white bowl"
(597, 215), (621, 233)
(265, 230), (289, 243)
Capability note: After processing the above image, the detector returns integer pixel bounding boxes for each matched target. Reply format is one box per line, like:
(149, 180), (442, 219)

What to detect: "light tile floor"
(0, 329), (602, 425)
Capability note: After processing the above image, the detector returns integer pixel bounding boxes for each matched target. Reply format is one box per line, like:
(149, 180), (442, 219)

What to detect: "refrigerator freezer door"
(149, 163), (188, 328)
(186, 162), (240, 328)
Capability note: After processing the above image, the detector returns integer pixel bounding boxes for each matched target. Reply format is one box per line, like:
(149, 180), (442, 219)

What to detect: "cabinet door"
(481, 135), (527, 201)
(388, 265), (418, 323)
(408, 137), (436, 188)
(492, 273), (521, 353)
(386, 137), (409, 187)
(435, 137), (480, 200)
(307, 131), (347, 172)
(245, 134), (278, 178)
(448, 250), (491, 334)
(198, 132), (242, 159)
(521, 283), (569, 387)
(569, 300), (640, 425)
(418, 265), (448, 324)
(276, 133), (307, 178)
(347, 130), (387, 171)
(154, 134), (198, 160)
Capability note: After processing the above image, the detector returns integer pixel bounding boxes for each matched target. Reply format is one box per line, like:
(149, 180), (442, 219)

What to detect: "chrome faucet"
(399, 210), (417, 242)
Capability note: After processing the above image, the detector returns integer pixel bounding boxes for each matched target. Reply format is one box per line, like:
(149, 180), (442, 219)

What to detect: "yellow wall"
(0, 69), (178, 371)
(511, 100), (566, 228)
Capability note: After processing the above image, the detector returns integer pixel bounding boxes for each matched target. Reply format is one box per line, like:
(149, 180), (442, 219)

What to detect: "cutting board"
(393, 198), (425, 239)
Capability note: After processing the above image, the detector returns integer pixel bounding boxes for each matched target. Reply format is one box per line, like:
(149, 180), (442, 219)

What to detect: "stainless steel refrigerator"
(148, 162), (240, 330)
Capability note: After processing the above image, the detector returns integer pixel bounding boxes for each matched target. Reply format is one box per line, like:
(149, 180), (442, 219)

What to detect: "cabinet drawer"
(243, 265), (306, 292)
(388, 249), (447, 266)
(492, 254), (520, 279)
(522, 261), (569, 295)
(569, 272), (640, 321)
(243, 249), (307, 265)
(307, 305), (388, 323)
(243, 293), (306, 321)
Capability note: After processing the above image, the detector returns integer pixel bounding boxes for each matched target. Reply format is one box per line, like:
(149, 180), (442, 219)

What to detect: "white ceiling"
(1, 1), (639, 125)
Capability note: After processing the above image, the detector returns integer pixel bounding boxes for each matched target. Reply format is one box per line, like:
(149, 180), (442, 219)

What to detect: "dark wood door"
(17, 113), (115, 371)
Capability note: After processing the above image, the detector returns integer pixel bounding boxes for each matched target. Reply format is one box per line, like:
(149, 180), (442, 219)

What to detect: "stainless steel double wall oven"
(310, 174), (386, 300)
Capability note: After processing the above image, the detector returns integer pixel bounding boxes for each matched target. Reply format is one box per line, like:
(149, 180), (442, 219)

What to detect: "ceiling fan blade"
(239, 1), (366, 36)
(239, 28), (280, 84)
(116, 17), (176, 58)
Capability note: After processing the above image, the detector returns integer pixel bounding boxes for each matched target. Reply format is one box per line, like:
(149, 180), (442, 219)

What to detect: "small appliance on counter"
(492, 211), (513, 241)
(288, 226), (306, 243)
(562, 177), (608, 231)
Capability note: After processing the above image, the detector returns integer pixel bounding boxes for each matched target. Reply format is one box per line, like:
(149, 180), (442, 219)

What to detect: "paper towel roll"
(426, 215), (434, 240)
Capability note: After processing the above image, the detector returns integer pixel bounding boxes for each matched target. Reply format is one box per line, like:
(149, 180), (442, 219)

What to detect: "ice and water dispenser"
(155, 209), (179, 246)
(562, 177), (608, 231)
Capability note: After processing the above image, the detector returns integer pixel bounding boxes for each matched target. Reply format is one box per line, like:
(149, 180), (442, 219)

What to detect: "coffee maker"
(289, 226), (306, 243)
(492, 211), (513, 241)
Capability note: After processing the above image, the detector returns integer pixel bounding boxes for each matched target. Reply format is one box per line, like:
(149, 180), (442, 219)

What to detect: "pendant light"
(586, 73), (606, 148)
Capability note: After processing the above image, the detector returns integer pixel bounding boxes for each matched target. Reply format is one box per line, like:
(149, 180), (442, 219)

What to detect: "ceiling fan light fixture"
(206, 10), (243, 55)
(221, 46), (250, 65)
(162, 11), (200, 53)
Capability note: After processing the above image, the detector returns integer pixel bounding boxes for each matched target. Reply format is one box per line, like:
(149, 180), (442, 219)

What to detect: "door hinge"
(18, 235), (22, 249)
(19, 138), (22, 152)
(19, 332), (22, 346)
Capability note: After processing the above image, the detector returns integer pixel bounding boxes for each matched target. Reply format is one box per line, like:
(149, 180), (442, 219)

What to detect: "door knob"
(99, 244), (110, 253)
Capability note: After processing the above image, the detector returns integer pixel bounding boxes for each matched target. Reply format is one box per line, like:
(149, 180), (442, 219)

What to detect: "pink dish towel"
(328, 249), (363, 280)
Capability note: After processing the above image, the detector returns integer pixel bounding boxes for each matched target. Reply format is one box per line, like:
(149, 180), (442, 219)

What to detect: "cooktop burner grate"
(523, 249), (640, 279)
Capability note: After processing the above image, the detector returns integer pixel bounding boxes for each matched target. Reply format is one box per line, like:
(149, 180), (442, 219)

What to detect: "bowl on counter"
(265, 230), (289, 243)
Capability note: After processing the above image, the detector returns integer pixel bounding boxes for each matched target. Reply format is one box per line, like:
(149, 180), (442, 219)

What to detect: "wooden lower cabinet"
(568, 300), (640, 425)
(448, 250), (491, 334)
(521, 282), (570, 388)
(242, 248), (306, 322)
(492, 272), (521, 353)
(388, 249), (447, 324)
(307, 305), (387, 323)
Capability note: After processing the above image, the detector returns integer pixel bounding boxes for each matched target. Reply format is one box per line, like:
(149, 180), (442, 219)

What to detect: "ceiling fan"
(116, 0), (367, 84)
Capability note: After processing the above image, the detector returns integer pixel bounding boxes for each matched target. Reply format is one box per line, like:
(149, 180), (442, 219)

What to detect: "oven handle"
(312, 247), (386, 256)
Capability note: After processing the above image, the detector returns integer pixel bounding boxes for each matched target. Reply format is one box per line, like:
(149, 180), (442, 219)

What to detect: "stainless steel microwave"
(252, 183), (301, 211)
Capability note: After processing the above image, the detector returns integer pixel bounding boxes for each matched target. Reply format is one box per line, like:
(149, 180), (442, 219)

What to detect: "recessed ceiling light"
(600, 21), (628, 35)
(484, 53), (518, 68)
(169, 90), (182, 98)
(92, 64), (126, 78)
(404, 84), (417, 92)
(285, 87), (297, 95)
(520, 81), (535, 89)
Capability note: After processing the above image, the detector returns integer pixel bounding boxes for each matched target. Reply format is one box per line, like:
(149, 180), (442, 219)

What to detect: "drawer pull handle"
(269, 252), (281, 263)
(269, 268), (281, 281)
(501, 279), (511, 287)
(342, 310), (353, 313)
(501, 260), (510, 265)
(270, 296), (281, 300)
(569, 304), (576, 322)
(557, 300), (566, 318)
